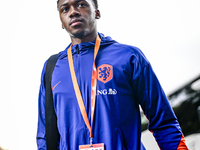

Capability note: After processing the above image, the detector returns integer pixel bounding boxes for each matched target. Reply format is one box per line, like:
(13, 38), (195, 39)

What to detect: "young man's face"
(58, 0), (98, 39)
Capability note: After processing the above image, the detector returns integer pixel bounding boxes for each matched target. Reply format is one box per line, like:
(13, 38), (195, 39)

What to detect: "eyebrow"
(59, 0), (87, 10)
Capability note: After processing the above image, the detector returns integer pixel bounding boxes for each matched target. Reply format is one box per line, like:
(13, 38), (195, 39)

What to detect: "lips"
(69, 18), (83, 27)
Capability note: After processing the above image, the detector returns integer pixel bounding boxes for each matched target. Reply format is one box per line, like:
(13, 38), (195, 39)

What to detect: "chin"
(71, 30), (88, 39)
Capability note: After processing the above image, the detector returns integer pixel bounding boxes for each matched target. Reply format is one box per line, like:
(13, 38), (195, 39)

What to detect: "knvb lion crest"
(97, 64), (113, 83)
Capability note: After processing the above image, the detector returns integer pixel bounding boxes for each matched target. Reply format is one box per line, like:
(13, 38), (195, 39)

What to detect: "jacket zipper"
(76, 45), (81, 91)
(76, 45), (80, 54)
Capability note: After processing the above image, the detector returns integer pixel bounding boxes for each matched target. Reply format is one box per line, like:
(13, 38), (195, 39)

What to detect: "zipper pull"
(76, 45), (80, 54)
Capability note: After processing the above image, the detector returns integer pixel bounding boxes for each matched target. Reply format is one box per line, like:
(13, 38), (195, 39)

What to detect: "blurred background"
(0, 0), (200, 149)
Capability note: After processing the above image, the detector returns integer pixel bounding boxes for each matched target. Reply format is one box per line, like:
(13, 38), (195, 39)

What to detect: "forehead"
(58, 0), (94, 8)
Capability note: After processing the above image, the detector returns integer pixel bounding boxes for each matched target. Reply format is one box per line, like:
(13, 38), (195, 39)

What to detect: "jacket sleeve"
(36, 61), (47, 150)
(131, 54), (188, 149)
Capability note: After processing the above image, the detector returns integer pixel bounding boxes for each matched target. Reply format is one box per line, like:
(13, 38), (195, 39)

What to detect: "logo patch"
(97, 64), (113, 83)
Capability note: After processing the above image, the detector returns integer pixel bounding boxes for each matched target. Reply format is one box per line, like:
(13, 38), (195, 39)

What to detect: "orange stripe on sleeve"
(177, 135), (188, 150)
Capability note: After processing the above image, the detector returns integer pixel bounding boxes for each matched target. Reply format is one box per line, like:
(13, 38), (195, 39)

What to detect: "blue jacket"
(37, 33), (186, 150)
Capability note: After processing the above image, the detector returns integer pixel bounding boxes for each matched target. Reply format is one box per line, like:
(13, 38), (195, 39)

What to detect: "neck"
(70, 31), (98, 45)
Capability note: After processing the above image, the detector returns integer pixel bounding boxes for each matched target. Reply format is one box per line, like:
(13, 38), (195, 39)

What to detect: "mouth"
(69, 18), (83, 27)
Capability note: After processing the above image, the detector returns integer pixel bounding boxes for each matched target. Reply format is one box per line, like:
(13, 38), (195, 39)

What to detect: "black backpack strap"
(45, 54), (60, 150)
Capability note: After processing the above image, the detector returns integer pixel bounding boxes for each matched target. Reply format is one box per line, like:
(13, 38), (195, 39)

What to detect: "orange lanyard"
(68, 35), (101, 144)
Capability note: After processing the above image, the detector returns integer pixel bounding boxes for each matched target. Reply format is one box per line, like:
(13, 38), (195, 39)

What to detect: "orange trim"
(177, 135), (188, 150)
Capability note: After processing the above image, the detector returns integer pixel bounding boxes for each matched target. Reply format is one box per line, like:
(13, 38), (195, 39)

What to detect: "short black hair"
(57, 0), (98, 9)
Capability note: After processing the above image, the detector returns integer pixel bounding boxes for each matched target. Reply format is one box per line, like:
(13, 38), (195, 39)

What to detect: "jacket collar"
(59, 33), (116, 59)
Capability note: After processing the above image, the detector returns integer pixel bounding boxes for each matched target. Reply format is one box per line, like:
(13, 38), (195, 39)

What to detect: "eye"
(61, 6), (69, 13)
(77, 2), (87, 8)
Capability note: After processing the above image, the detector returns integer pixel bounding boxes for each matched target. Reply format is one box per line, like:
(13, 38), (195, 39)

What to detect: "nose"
(69, 6), (81, 18)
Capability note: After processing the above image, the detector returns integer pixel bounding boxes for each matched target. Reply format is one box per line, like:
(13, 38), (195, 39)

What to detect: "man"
(37, 0), (188, 149)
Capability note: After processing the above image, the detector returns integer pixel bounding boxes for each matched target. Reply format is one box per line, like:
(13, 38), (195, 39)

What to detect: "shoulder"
(116, 42), (147, 57)
(108, 42), (150, 66)
(58, 44), (71, 60)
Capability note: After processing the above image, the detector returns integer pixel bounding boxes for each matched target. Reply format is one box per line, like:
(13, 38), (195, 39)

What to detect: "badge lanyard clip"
(68, 35), (101, 145)
(90, 137), (93, 145)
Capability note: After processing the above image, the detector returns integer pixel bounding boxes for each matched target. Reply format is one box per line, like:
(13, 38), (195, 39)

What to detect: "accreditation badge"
(79, 143), (104, 150)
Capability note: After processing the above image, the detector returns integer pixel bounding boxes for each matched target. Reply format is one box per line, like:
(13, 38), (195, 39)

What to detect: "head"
(57, 0), (98, 10)
(57, 0), (100, 42)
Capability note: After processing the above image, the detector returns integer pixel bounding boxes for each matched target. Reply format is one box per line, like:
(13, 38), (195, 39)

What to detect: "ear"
(62, 24), (65, 29)
(95, 10), (101, 19)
